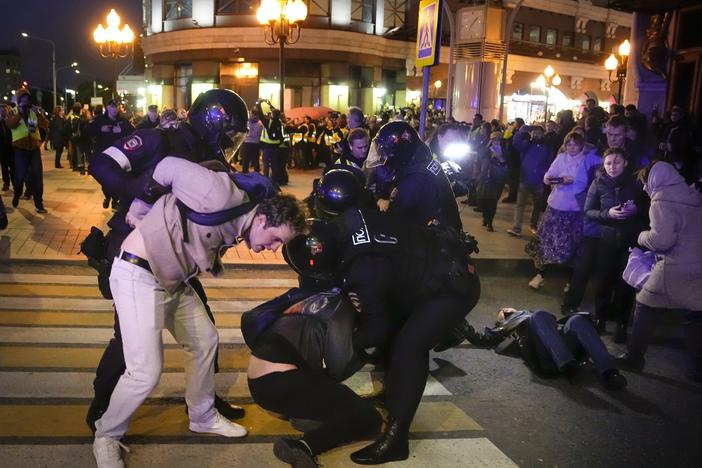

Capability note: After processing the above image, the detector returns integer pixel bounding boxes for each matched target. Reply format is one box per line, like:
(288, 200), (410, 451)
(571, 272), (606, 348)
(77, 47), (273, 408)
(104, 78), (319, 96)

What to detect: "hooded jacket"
(636, 162), (702, 310)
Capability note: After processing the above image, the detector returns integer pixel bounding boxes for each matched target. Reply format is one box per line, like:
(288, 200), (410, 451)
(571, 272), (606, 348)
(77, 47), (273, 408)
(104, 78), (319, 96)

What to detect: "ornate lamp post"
(256, 0), (308, 112)
(604, 39), (630, 104)
(538, 65), (561, 122)
(93, 9), (134, 99)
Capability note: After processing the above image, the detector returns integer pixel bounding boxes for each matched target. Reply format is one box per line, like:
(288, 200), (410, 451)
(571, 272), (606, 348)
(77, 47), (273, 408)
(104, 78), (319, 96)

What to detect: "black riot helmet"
(366, 121), (423, 170)
(188, 89), (248, 160)
(283, 219), (338, 281)
(315, 168), (365, 219)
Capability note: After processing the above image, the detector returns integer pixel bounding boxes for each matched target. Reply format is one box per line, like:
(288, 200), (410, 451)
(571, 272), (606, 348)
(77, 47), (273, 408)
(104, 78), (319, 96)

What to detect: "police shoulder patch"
(426, 159), (441, 176)
(123, 135), (144, 151)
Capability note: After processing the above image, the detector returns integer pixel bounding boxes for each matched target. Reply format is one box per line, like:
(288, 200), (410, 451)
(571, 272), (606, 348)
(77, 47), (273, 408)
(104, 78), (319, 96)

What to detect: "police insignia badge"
(123, 135), (143, 151)
(426, 159), (441, 175)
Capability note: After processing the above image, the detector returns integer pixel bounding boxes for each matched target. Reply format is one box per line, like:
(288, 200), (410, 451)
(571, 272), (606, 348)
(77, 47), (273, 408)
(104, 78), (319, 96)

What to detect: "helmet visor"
(362, 140), (387, 169)
(225, 129), (248, 155)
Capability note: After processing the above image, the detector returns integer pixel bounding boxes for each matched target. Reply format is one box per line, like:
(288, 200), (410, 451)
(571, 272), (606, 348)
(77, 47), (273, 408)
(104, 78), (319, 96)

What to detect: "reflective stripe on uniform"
(103, 146), (132, 172)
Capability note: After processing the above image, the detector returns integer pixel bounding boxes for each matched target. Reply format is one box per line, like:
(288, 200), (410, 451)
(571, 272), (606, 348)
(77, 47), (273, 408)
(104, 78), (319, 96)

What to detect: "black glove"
(134, 167), (171, 204)
(462, 232), (479, 255)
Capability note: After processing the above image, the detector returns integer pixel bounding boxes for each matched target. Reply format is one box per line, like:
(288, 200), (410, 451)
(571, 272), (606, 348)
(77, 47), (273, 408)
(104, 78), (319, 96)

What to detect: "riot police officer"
(365, 121), (462, 231)
(285, 208), (480, 465)
(85, 89), (249, 430)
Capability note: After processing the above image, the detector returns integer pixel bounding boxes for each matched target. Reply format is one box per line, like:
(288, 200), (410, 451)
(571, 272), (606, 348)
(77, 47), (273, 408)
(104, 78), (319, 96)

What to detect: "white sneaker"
(506, 228), (522, 237)
(528, 274), (545, 290)
(93, 436), (128, 468)
(189, 411), (248, 438)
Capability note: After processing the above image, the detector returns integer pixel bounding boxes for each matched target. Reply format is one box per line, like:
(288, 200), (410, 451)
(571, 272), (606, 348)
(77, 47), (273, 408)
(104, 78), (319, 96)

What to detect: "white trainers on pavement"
(528, 274), (545, 290)
(507, 228), (522, 237)
(189, 411), (248, 437)
(93, 436), (128, 468)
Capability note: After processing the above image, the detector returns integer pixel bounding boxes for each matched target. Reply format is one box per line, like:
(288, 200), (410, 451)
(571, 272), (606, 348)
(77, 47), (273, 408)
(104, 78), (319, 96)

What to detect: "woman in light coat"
(619, 161), (702, 382)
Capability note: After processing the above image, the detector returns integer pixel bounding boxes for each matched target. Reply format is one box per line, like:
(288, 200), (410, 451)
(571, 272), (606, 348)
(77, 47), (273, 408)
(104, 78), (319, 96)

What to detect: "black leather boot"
(350, 417), (410, 465)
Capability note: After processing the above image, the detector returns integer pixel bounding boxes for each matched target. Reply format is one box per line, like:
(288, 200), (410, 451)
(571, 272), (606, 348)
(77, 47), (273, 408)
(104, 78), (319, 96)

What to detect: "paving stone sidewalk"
(0, 149), (531, 264)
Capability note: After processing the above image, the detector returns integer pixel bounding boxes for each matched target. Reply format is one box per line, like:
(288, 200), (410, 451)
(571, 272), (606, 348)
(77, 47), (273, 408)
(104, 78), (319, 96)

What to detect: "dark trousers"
(54, 144), (65, 167)
(564, 238), (634, 324)
(13, 147), (43, 207)
(384, 288), (479, 424)
(91, 273), (219, 410)
(248, 370), (381, 455)
(512, 183), (544, 231)
(240, 142), (260, 173)
(275, 146), (289, 185)
(479, 197), (499, 226)
(262, 143), (276, 178)
(627, 302), (702, 372)
(1, 150), (13, 187)
(529, 311), (617, 375)
(505, 152), (520, 200)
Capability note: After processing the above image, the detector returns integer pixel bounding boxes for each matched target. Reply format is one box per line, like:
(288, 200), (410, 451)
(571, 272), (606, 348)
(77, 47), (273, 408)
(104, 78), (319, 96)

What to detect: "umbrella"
(285, 106), (336, 121)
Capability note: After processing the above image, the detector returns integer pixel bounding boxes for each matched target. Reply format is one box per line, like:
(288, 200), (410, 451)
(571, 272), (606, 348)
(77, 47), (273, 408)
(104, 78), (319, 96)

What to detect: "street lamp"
(256, 0), (308, 112)
(93, 9), (134, 99)
(604, 39), (630, 104)
(539, 65), (561, 122)
(20, 32), (56, 109)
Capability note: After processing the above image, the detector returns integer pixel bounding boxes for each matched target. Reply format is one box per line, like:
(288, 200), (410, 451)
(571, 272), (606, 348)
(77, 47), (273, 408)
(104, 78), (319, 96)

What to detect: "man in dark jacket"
(88, 99), (135, 154)
(136, 104), (159, 129)
(508, 125), (551, 236)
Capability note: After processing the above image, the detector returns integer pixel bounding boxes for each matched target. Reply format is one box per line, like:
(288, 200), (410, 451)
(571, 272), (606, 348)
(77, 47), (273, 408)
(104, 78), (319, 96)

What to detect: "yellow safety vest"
(11, 110), (41, 143)
(260, 119), (282, 145)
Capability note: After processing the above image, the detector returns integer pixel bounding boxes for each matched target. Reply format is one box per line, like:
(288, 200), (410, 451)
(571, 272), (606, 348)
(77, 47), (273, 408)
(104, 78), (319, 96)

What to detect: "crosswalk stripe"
(0, 439), (517, 468)
(0, 311), (243, 327)
(0, 284), (289, 300)
(0, 326), (245, 345)
(1, 297), (262, 312)
(0, 371), (451, 399)
(0, 401), (481, 438)
(0, 273), (298, 288)
(0, 345), (252, 370)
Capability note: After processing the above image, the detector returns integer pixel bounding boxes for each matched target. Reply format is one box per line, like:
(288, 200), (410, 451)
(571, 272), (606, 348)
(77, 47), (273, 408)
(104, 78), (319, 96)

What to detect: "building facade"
(0, 51), (22, 103)
(139, 0), (632, 121)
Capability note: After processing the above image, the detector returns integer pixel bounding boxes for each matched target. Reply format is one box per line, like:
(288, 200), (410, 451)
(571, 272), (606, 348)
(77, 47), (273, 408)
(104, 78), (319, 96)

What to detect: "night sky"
(1, 0), (142, 90)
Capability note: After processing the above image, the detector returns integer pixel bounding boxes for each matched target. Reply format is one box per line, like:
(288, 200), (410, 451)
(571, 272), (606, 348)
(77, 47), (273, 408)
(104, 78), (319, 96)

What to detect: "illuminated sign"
(415, 0), (443, 68)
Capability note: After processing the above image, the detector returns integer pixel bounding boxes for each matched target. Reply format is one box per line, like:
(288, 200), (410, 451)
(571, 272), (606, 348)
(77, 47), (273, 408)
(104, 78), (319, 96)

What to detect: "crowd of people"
(1, 86), (701, 468)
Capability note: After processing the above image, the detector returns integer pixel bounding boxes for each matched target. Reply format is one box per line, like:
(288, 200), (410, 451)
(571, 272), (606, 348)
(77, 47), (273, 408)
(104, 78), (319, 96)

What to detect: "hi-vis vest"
(11, 110), (41, 143)
(260, 119), (282, 145)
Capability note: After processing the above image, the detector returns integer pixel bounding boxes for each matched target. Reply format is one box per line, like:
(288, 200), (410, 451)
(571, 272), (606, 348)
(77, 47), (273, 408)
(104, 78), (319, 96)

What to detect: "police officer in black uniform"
(285, 208), (481, 465)
(365, 121), (462, 231)
(85, 89), (249, 430)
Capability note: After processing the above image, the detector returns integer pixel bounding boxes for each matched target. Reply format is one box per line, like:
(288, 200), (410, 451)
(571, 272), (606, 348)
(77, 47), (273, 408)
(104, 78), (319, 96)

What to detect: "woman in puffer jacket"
(618, 161), (702, 382)
(562, 148), (647, 342)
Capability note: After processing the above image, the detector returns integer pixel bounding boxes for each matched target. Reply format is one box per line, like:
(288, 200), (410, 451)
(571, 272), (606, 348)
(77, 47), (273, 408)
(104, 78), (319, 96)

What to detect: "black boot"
(273, 438), (319, 468)
(350, 417), (409, 465)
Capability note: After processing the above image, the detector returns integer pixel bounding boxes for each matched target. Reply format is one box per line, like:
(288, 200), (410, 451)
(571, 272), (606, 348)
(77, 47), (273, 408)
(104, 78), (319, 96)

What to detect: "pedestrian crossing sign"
(416, 0), (442, 68)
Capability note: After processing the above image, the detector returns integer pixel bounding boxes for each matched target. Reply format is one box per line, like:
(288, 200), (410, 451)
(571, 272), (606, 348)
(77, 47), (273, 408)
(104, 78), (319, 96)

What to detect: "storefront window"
(528, 26), (541, 43)
(582, 35), (591, 50)
(512, 23), (523, 41)
(592, 37), (602, 52)
(307, 0), (330, 17)
(165, 0), (192, 20)
(352, 0), (375, 23)
(545, 28), (557, 46)
(216, 0), (258, 14)
(562, 32), (573, 48)
(384, 0), (407, 29)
